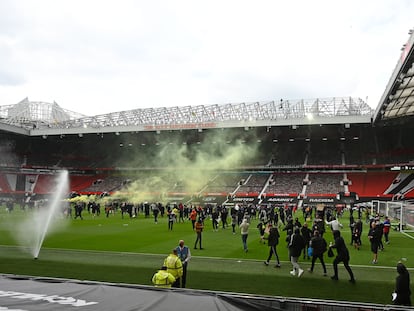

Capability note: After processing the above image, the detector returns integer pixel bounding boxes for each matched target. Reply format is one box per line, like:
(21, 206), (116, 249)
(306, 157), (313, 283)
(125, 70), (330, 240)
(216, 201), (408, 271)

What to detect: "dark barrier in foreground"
(0, 274), (411, 311)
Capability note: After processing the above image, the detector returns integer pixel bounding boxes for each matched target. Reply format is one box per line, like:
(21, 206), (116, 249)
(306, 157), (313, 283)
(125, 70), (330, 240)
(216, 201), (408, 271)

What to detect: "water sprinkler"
(34, 257), (38, 260)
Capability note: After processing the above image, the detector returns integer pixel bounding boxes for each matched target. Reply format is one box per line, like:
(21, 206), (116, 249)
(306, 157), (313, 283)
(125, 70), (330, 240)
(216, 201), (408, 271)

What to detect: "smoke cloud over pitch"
(112, 128), (265, 203)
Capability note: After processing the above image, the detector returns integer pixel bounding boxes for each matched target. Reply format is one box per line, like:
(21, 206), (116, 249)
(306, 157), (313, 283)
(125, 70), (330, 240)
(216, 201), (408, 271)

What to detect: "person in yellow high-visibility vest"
(152, 266), (176, 288)
(163, 249), (183, 287)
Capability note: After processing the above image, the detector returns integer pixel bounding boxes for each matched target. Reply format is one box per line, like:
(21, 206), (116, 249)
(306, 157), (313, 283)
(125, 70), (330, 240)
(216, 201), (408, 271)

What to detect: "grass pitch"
(0, 206), (413, 305)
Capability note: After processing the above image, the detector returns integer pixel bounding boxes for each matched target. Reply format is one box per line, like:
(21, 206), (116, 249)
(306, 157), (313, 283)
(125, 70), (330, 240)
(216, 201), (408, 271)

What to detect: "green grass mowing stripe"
(0, 251), (396, 304)
(0, 244), (400, 280)
(0, 245), (400, 305)
(1, 243), (404, 274)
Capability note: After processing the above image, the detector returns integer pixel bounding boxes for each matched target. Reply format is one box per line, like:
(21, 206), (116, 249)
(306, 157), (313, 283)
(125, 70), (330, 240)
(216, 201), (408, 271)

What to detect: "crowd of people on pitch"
(148, 203), (410, 306)
(1, 197), (410, 305)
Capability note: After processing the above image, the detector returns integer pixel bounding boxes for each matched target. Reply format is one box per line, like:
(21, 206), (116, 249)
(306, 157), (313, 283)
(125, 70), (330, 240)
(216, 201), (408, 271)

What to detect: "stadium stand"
(266, 173), (305, 195)
(202, 173), (249, 194)
(0, 173), (12, 193)
(81, 176), (126, 193)
(305, 173), (344, 195)
(348, 172), (399, 197)
(236, 174), (269, 195)
(1, 121), (414, 205)
(69, 175), (99, 193)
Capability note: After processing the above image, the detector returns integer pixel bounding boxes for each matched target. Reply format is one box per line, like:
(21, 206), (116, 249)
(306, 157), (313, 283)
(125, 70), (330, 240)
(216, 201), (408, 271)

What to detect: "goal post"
(400, 203), (414, 233)
(370, 200), (412, 232)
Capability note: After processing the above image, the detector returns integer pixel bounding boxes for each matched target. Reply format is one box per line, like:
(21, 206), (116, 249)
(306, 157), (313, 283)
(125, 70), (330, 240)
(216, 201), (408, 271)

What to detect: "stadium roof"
(373, 28), (414, 123)
(0, 97), (373, 136)
(0, 98), (86, 135)
(1, 27), (414, 136)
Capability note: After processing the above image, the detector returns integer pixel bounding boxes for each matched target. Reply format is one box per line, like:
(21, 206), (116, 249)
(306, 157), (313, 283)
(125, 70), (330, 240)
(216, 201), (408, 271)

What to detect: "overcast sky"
(0, 0), (413, 116)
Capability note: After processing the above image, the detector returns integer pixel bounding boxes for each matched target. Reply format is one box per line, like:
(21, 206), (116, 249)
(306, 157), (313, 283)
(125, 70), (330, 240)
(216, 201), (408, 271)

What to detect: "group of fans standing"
(59, 197), (394, 272)
(147, 202), (353, 281)
(150, 201), (399, 287)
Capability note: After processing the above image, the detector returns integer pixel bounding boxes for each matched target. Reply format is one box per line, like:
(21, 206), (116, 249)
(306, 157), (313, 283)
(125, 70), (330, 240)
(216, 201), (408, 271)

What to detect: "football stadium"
(1, 27), (414, 311)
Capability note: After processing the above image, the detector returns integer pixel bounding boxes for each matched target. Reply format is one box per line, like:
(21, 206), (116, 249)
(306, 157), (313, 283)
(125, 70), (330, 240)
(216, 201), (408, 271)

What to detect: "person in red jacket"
(189, 208), (197, 230)
(194, 218), (204, 249)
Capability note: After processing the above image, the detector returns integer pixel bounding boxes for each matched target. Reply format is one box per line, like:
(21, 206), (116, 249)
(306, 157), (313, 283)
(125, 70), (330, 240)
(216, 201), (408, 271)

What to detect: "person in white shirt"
(325, 217), (343, 231)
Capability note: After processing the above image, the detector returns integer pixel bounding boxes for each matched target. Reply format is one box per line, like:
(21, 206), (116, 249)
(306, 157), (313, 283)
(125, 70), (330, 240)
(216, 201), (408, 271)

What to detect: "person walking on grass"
(301, 223), (312, 260)
(368, 221), (381, 264)
(329, 230), (355, 283)
(383, 216), (391, 244)
(194, 218), (204, 249)
(231, 213), (237, 234)
(353, 219), (363, 249)
(189, 208), (197, 230)
(212, 208), (219, 232)
(74, 203), (83, 220)
(167, 210), (175, 231)
(240, 217), (250, 252)
(288, 228), (305, 277)
(308, 230), (328, 276)
(263, 223), (281, 268)
(152, 203), (159, 224)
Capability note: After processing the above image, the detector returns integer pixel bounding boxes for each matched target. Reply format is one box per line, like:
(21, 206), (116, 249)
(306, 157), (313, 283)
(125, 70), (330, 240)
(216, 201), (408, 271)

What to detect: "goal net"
(371, 200), (414, 233)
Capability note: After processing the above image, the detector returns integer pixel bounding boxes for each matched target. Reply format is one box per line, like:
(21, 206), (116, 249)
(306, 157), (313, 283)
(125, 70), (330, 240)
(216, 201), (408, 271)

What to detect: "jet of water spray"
(13, 170), (70, 259)
(32, 170), (69, 258)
